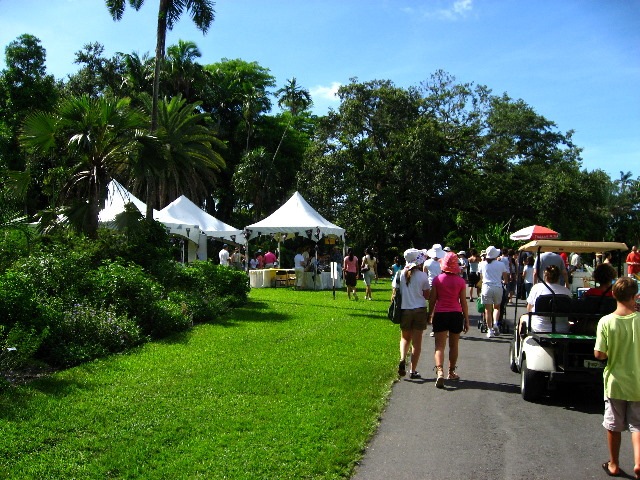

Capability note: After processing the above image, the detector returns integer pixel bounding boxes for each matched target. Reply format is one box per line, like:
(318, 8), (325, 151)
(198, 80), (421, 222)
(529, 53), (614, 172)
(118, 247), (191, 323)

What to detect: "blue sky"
(1, 0), (638, 179)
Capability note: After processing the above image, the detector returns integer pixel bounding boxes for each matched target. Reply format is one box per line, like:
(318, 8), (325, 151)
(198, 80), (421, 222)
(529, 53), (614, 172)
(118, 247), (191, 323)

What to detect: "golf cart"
(508, 240), (628, 401)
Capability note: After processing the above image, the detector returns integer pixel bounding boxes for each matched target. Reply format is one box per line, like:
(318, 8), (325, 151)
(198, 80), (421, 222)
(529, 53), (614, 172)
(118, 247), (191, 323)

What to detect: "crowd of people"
(218, 239), (640, 473)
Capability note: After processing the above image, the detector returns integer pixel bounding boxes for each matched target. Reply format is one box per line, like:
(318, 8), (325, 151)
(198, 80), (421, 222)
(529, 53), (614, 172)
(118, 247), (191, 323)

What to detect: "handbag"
(388, 282), (402, 324)
(361, 261), (370, 273)
(476, 297), (485, 313)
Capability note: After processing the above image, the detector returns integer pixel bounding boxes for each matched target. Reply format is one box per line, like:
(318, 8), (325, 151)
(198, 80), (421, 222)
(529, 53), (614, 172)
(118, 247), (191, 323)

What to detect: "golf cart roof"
(518, 240), (628, 253)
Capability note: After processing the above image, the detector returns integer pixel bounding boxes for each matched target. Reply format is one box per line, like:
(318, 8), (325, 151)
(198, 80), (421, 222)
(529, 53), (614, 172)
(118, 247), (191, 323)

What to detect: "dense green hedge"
(0, 226), (249, 378)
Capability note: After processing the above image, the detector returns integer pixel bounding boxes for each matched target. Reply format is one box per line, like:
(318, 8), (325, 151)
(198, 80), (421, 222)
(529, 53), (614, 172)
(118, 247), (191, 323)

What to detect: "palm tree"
(21, 95), (148, 237)
(125, 94), (226, 218)
(119, 51), (154, 100)
(165, 39), (203, 100)
(105, 0), (215, 132)
(273, 78), (312, 162)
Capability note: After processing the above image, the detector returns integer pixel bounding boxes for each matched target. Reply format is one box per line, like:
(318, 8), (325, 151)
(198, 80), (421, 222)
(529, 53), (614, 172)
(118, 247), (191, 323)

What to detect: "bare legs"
(606, 430), (622, 475)
(633, 431), (640, 478)
(347, 285), (358, 300)
(605, 429), (640, 477)
(434, 331), (461, 375)
(400, 329), (423, 372)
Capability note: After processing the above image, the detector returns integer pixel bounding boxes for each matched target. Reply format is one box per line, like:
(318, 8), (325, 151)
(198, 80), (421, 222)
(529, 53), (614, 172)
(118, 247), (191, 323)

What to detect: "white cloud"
(411, 0), (474, 21)
(310, 82), (342, 101)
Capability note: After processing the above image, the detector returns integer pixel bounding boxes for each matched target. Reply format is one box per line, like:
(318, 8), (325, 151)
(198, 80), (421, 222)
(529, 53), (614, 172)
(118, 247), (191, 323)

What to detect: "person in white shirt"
(479, 246), (508, 338)
(218, 244), (230, 266)
(293, 248), (306, 288)
(392, 249), (430, 379)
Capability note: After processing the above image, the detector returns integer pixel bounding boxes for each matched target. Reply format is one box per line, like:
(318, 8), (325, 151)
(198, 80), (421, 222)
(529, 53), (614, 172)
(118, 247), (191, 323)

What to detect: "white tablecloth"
(249, 269), (280, 288)
(301, 271), (341, 290)
(250, 268), (342, 289)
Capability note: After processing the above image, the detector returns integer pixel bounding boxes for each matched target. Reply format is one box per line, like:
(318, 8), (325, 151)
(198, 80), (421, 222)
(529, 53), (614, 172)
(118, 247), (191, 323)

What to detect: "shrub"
(37, 303), (144, 367)
(86, 261), (164, 329)
(146, 299), (192, 338)
(167, 290), (228, 325)
(0, 324), (49, 370)
(10, 249), (95, 301)
(0, 271), (49, 331)
(183, 262), (250, 307)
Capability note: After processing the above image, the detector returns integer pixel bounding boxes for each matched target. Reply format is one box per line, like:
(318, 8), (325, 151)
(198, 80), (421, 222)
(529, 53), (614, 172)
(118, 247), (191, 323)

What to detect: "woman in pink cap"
(428, 252), (470, 388)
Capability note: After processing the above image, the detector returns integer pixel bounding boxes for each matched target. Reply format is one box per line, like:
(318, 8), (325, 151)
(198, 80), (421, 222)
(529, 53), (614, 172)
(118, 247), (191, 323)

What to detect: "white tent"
(155, 195), (244, 245)
(99, 181), (244, 262)
(98, 179), (147, 223)
(244, 191), (345, 241)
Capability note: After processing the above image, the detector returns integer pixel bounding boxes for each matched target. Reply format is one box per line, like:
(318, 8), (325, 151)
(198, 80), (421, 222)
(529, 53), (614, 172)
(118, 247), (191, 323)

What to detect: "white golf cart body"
(509, 240), (628, 401)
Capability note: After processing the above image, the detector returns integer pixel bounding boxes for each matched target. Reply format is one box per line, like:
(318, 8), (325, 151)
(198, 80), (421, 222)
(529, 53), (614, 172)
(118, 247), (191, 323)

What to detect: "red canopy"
(509, 225), (559, 241)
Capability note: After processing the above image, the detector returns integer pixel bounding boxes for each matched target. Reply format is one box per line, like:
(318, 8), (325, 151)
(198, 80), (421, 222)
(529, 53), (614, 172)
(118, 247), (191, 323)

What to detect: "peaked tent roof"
(155, 195), (244, 244)
(244, 191), (344, 241)
(98, 179), (147, 223)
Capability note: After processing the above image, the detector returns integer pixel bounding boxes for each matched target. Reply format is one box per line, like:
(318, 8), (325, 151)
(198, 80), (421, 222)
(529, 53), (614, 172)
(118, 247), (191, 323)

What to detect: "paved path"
(351, 299), (636, 480)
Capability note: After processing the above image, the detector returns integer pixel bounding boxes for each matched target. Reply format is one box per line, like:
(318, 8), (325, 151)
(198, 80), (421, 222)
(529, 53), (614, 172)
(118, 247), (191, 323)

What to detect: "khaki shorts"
(400, 307), (428, 331)
(603, 397), (640, 432)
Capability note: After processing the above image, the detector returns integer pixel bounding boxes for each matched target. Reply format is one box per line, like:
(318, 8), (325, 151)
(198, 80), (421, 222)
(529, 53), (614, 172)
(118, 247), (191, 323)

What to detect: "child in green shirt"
(594, 276), (640, 478)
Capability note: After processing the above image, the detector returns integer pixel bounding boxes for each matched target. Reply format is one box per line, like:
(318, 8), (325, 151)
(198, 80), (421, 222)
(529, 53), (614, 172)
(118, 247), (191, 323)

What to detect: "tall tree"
(200, 58), (275, 220)
(106, 0), (215, 132)
(272, 78), (312, 162)
(65, 42), (124, 98)
(164, 39), (204, 101)
(0, 34), (59, 172)
(21, 95), (148, 237)
(124, 94), (226, 218)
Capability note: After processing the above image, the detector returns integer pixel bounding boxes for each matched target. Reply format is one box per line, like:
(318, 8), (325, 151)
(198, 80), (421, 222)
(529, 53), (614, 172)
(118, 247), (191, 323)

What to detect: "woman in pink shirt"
(428, 252), (470, 388)
(342, 248), (359, 301)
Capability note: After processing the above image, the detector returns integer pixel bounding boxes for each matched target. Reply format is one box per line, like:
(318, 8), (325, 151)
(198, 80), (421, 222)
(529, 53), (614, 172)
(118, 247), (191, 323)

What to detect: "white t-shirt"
(526, 282), (571, 332)
(479, 259), (507, 286)
(393, 269), (430, 310)
(294, 253), (305, 269)
(523, 265), (534, 284)
(424, 258), (442, 287)
(219, 248), (230, 266)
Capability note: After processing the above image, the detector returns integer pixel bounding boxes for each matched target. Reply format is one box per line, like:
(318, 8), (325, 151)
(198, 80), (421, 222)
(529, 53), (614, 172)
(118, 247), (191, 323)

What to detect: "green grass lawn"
(0, 281), (398, 480)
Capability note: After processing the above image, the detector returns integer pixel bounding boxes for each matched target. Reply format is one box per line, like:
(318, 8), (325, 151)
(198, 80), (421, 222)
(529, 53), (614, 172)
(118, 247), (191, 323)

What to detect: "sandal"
(448, 366), (460, 380)
(398, 360), (406, 377)
(434, 365), (445, 388)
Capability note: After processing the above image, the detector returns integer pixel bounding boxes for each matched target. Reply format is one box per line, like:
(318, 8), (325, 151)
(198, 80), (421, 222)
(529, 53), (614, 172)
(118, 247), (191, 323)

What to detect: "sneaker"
(409, 371), (421, 379)
(486, 329), (495, 338)
(493, 326), (500, 336)
(398, 360), (406, 377)
(367, 297), (373, 301)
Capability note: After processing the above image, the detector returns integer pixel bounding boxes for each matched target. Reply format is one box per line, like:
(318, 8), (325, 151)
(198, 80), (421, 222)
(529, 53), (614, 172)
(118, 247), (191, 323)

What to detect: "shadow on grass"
(224, 300), (291, 325)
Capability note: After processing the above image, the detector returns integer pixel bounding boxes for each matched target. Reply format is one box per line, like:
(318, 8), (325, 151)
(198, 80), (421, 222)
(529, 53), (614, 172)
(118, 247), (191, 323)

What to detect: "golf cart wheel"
(520, 357), (545, 401)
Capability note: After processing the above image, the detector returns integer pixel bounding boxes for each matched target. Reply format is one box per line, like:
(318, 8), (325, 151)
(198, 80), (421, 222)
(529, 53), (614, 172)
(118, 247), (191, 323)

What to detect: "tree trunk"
(148, 0), (169, 219)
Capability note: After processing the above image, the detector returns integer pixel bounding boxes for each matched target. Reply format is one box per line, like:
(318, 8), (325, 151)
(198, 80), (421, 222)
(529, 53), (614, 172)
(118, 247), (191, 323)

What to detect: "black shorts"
(345, 271), (357, 287)
(432, 311), (464, 334)
(468, 272), (479, 287)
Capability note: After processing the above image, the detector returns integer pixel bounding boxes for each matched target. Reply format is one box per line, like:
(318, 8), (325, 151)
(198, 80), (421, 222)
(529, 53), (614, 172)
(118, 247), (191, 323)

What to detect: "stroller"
(477, 286), (509, 334)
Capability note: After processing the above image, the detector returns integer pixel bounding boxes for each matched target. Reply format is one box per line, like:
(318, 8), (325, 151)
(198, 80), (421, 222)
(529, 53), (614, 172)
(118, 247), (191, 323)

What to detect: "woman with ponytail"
(391, 248), (430, 379)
